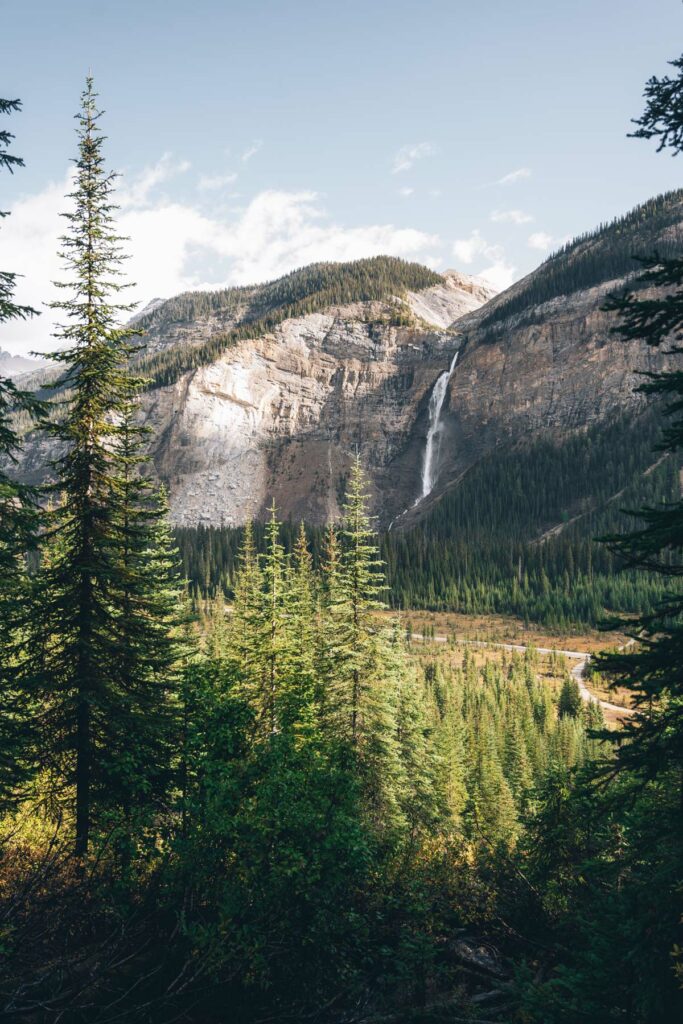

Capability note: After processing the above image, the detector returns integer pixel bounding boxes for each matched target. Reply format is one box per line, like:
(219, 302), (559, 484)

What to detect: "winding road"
(415, 635), (634, 717)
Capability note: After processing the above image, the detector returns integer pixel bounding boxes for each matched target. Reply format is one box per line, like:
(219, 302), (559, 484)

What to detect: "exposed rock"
(406, 270), (497, 328)
(144, 306), (463, 526)
(7, 193), (683, 532)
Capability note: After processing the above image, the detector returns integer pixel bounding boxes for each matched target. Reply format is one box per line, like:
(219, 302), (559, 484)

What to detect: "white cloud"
(527, 231), (554, 251)
(0, 167), (440, 354)
(496, 167), (531, 185)
(198, 172), (238, 191)
(392, 142), (436, 174)
(490, 208), (533, 224)
(453, 229), (488, 265)
(452, 229), (515, 293)
(452, 229), (504, 265)
(241, 140), (263, 162)
(118, 153), (191, 208)
(398, 186), (414, 197)
(477, 261), (516, 292)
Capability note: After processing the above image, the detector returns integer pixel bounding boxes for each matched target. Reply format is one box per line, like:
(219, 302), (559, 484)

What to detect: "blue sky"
(1, 0), (682, 353)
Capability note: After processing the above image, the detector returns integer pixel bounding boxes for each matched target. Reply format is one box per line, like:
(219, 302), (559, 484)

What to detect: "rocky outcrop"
(111, 269), (496, 527)
(145, 311), (461, 526)
(7, 202), (683, 531)
(405, 277), (682, 524)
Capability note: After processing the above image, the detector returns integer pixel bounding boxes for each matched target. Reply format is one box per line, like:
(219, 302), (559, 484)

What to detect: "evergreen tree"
(596, 54), (683, 798)
(338, 454), (387, 745)
(281, 521), (317, 733)
(33, 79), (180, 855)
(0, 97), (42, 804)
(319, 458), (406, 829)
(260, 501), (286, 736)
(228, 519), (266, 720)
(105, 402), (185, 837)
(558, 676), (582, 718)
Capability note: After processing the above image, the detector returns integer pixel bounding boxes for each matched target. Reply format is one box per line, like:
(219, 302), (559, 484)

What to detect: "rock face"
(401, 277), (682, 524)
(144, 272), (495, 527)
(136, 252), (682, 530)
(8, 190), (683, 529)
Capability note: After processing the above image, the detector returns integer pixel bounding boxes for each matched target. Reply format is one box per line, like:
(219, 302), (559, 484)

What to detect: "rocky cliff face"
(140, 270), (494, 526)
(8, 191), (683, 530)
(403, 276), (682, 524)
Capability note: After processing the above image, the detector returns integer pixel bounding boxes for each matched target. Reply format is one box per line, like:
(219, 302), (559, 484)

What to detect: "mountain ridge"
(5, 189), (683, 540)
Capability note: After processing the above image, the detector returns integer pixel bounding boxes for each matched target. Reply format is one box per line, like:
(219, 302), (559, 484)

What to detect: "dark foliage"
(478, 189), (683, 333)
(135, 257), (442, 388)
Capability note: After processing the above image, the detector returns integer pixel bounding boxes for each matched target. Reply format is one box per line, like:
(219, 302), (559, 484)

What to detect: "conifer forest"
(1, 17), (683, 1024)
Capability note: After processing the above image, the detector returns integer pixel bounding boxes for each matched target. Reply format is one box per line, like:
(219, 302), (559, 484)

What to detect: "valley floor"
(382, 610), (634, 725)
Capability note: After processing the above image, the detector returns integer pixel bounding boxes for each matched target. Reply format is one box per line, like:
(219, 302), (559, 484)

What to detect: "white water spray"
(418, 351), (459, 501)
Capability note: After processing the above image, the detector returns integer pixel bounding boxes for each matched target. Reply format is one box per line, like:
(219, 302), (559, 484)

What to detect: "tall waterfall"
(418, 351), (459, 501)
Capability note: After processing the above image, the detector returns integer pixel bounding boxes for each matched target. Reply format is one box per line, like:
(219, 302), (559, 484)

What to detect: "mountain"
(131, 192), (683, 534)
(7, 193), (683, 575)
(123, 258), (496, 527)
(400, 189), (683, 523)
(0, 348), (53, 380)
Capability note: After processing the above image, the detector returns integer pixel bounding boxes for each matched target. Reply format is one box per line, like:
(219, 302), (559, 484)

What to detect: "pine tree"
(338, 454), (387, 745)
(321, 457), (407, 830)
(228, 519), (266, 718)
(105, 401), (185, 836)
(0, 97), (43, 804)
(261, 501), (286, 736)
(33, 79), (179, 855)
(558, 676), (582, 718)
(280, 521), (318, 733)
(596, 55), (683, 799)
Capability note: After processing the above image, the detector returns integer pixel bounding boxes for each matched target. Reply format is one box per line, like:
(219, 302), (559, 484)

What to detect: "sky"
(1, 0), (682, 354)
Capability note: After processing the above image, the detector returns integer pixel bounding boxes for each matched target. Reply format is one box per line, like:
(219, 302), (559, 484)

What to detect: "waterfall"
(388, 350), (460, 529)
(417, 351), (459, 502)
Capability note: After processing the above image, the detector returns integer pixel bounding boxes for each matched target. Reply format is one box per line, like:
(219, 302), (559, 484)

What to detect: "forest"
(478, 186), (683, 333)
(134, 256), (440, 388)
(0, 52), (682, 1024)
(176, 401), (680, 627)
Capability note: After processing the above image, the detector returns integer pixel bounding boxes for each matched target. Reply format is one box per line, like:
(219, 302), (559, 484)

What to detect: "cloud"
(477, 261), (516, 292)
(398, 186), (414, 197)
(0, 168), (440, 354)
(452, 229), (505, 265)
(198, 172), (238, 191)
(490, 208), (533, 224)
(241, 140), (263, 162)
(118, 153), (191, 208)
(527, 231), (554, 251)
(392, 142), (436, 174)
(496, 167), (531, 185)
(452, 229), (515, 293)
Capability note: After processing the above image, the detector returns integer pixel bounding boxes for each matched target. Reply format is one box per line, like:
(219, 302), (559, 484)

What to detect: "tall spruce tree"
(228, 519), (266, 713)
(320, 456), (406, 829)
(0, 98), (42, 804)
(105, 401), (185, 836)
(596, 54), (683, 799)
(338, 454), (387, 744)
(280, 522), (318, 733)
(34, 79), (181, 855)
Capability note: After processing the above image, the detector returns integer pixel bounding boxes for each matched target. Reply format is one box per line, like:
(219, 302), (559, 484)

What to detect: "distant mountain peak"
(0, 349), (53, 380)
(129, 298), (167, 323)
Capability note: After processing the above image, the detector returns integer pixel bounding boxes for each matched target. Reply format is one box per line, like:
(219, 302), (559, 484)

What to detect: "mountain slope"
(397, 188), (683, 525)
(0, 349), (53, 380)
(7, 191), (683, 552)
(139, 264), (495, 526)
